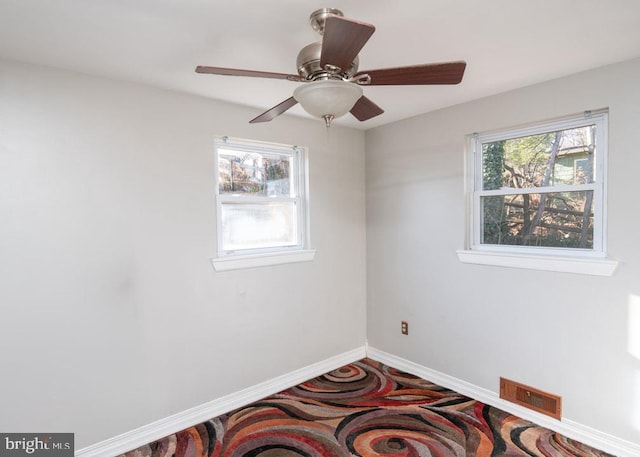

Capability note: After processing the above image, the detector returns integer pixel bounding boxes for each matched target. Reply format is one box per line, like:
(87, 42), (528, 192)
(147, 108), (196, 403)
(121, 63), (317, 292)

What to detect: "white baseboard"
(366, 346), (640, 457)
(76, 345), (639, 457)
(76, 346), (366, 457)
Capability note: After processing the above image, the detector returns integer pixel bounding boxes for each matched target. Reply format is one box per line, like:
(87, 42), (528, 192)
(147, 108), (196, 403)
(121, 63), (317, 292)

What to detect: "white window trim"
(456, 250), (617, 276)
(211, 249), (316, 272)
(211, 136), (315, 271)
(458, 110), (618, 276)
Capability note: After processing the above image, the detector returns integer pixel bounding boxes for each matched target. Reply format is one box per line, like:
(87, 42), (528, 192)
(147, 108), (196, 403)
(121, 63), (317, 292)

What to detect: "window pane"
(481, 191), (594, 248)
(221, 202), (298, 251)
(218, 148), (293, 197)
(482, 125), (596, 190)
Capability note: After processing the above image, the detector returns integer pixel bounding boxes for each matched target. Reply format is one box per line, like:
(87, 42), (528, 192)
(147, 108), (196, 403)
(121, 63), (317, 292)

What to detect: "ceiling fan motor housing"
(296, 42), (359, 81)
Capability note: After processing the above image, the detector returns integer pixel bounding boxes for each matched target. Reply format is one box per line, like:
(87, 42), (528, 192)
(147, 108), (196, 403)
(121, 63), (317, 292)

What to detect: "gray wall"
(0, 59), (367, 448)
(366, 57), (640, 443)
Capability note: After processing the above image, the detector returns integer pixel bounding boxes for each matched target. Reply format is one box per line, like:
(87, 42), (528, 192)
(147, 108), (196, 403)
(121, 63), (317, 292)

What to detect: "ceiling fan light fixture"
(293, 80), (362, 127)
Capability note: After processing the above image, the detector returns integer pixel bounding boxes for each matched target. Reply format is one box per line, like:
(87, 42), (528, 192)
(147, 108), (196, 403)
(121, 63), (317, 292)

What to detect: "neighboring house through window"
(211, 136), (314, 271)
(457, 110), (618, 275)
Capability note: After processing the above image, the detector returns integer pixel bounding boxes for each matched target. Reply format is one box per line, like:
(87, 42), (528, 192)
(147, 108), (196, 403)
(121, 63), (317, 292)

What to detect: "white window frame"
(211, 136), (315, 271)
(457, 110), (618, 276)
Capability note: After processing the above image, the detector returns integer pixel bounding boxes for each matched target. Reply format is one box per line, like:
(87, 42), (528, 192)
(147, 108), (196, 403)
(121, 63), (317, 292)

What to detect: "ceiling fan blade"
(196, 66), (301, 81)
(355, 61), (466, 85)
(249, 97), (298, 123)
(320, 15), (375, 73)
(350, 96), (384, 121)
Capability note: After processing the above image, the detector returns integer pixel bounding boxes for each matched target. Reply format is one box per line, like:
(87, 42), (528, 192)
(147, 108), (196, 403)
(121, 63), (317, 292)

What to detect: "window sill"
(211, 249), (316, 272)
(456, 249), (618, 276)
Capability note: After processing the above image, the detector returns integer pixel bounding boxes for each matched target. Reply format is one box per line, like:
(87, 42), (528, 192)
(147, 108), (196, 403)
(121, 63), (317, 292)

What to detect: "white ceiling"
(1, 0), (639, 130)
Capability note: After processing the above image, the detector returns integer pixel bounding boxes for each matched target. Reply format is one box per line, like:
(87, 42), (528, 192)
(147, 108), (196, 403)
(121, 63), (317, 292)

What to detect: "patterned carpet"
(119, 358), (614, 457)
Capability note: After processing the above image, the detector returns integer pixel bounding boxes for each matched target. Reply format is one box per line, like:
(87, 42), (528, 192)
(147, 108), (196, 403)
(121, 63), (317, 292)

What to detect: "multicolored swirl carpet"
(119, 358), (613, 457)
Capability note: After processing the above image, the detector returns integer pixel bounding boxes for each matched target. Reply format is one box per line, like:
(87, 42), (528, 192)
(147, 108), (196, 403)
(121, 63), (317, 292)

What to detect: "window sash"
(477, 190), (596, 250)
(218, 195), (299, 204)
(219, 200), (301, 252)
(474, 113), (605, 149)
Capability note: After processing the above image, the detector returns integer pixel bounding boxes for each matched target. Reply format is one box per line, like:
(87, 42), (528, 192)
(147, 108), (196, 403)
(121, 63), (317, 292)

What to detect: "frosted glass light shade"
(293, 80), (363, 119)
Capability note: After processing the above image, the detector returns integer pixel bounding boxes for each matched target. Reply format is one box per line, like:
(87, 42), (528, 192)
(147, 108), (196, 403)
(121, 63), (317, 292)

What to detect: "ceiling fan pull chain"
(323, 115), (335, 128)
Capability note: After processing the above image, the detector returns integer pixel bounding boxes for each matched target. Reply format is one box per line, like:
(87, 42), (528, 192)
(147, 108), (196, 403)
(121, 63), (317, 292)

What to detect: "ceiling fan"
(196, 8), (466, 127)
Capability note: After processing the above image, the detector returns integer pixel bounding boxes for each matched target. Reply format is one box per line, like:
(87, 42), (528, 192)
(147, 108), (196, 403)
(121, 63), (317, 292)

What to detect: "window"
(211, 136), (314, 271)
(458, 110), (618, 275)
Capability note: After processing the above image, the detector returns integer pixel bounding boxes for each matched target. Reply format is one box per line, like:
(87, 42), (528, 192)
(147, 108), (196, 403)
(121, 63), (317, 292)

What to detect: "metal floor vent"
(500, 377), (562, 420)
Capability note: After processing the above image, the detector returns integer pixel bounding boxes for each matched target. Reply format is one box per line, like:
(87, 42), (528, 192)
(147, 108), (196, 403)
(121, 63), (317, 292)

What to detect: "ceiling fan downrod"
(309, 8), (344, 35)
